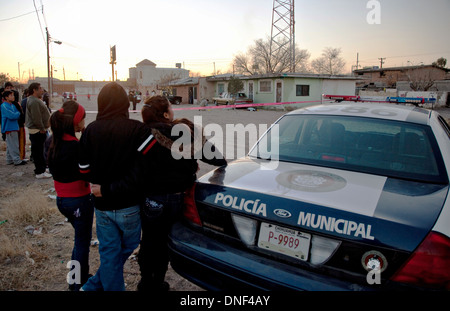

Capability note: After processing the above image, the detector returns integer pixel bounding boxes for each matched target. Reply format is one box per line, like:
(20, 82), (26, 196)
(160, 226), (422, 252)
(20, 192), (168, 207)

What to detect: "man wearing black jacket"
(79, 82), (152, 291)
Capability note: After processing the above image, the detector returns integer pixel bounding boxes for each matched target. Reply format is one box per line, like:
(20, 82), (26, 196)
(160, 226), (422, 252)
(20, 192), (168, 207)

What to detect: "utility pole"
(46, 27), (61, 104)
(46, 27), (51, 103)
(356, 53), (359, 70)
(379, 57), (386, 68)
(110, 45), (116, 82)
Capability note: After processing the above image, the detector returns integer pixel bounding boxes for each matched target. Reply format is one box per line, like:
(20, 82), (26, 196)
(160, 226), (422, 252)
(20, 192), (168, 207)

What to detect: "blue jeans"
(57, 195), (94, 290)
(82, 205), (141, 291)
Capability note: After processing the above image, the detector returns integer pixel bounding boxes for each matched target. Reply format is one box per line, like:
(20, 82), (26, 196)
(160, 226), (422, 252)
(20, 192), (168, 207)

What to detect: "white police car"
(168, 102), (450, 290)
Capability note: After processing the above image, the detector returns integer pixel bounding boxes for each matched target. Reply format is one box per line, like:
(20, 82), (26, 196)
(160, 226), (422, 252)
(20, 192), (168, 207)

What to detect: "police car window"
(251, 115), (447, 183)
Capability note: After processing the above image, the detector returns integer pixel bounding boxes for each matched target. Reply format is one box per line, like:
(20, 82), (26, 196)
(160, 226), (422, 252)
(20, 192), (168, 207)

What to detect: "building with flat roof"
(128, 59), (189, 94)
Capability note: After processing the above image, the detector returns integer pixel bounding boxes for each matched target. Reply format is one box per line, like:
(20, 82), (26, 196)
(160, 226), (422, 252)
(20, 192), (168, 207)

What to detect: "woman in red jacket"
(47, 101), (94, 291)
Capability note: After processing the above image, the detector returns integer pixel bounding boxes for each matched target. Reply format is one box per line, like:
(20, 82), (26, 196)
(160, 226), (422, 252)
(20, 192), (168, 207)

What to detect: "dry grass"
(0, 184), (56, 227)
(0, 183), (70, 290)
(0, 183), (144, 291)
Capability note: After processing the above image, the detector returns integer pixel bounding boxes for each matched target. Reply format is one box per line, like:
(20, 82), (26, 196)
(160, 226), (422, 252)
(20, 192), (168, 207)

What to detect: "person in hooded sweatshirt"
(78, 82), (153, 291)
(92, 95), (227, 291)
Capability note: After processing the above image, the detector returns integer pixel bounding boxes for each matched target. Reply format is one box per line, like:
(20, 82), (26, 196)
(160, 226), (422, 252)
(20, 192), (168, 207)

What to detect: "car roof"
(287, 102), (432, 125)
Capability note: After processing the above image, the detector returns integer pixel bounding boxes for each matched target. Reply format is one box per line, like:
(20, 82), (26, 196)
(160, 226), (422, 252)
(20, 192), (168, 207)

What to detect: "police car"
(168, 102), (450, 290)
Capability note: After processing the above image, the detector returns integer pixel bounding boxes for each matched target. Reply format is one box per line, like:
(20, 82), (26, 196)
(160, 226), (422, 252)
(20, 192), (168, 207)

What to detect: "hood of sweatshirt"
(96, 82), (129, 120)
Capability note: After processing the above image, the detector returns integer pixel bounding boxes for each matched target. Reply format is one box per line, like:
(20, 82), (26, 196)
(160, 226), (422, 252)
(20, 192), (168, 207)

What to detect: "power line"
(358, 51), (450, 63)
(0, 9), (36, 22)
(33, 0), (46, 45)
(40, 0), (48, 28)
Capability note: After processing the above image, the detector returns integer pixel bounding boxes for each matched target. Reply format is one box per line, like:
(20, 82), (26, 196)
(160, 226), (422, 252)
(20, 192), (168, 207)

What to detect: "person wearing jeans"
(79, 82), (153, 291)
(81, 205), (141, 291)
(48, 101), (93, 291)
(57, 195), (94, 290)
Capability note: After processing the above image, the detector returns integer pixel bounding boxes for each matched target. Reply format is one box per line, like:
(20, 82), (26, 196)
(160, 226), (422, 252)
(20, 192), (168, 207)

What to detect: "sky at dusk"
(1, 0), (449, 83)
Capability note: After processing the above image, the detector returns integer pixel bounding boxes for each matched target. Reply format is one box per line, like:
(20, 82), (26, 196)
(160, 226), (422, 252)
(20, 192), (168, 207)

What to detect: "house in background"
(354, 64), (450, 107)
(128, 59), (190, 94)
(206, 73), (360, 109)
(158, 76), (215, 105)
(353, 64), (449, 90)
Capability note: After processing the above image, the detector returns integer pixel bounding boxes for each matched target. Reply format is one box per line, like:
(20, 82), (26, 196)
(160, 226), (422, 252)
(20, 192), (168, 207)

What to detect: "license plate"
(258, 222), (311, 261)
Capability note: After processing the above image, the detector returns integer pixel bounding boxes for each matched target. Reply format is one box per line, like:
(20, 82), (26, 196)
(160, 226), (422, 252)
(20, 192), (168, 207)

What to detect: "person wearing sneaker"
(25, 82), (51, 179)
(79, 82), (153, 291)
(1, 90), (26, 166)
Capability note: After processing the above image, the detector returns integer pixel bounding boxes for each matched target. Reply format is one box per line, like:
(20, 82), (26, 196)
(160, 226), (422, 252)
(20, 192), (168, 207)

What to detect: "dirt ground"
(0, 95), (285, 291)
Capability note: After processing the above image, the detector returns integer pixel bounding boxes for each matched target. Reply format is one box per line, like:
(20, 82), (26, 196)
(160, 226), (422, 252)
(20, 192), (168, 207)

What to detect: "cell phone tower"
(270, 0), (295, 73)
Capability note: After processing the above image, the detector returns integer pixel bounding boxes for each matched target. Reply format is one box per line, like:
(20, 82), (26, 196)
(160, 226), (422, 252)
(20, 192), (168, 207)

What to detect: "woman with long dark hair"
(92, 95), (226, 291)
(47, 100), (94, 291)
(136, 95), (227, 291)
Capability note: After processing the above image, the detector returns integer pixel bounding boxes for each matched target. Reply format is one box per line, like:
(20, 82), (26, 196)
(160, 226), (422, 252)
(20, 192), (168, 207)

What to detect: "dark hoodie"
(79, 82), (152, 211)
(99, 121), (227, 201)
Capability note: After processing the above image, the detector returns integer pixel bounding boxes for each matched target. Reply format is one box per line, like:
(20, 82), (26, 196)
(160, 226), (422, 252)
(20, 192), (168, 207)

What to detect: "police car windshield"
(249, 114), (448, 184)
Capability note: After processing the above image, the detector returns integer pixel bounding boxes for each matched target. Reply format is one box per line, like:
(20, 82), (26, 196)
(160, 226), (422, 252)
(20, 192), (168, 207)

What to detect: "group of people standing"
(46, 82), (226, 291)
(1, 82), (53, 178)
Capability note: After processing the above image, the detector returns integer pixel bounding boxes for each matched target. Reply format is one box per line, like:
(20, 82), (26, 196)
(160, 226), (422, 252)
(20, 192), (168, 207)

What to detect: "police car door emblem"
(274, 209), (292, 218)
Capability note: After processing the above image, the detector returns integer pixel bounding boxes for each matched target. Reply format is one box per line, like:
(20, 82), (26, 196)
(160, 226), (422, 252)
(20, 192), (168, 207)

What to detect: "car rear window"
(250, 114), (448, 183)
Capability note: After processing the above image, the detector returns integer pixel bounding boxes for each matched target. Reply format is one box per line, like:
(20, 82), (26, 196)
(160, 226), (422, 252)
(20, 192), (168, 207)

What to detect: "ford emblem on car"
(274, 209), (292, 218)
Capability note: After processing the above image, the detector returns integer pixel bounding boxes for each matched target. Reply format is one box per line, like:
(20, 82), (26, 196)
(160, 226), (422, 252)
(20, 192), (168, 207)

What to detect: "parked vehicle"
(62, 92), (76, 102)
(212, 92), (253, 106)
(163, 91), (182, 105)
(169, 102), (450, 290)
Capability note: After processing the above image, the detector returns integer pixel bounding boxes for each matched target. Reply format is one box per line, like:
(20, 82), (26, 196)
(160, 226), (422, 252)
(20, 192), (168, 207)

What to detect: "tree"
(232, 36), (310, 75)
(0, 73), (11, 86)
(432, 57), (447, 68)
(158, 72), (186, 94)
(407, 68), (441, 91)
(311, 47), (346, 75)
(227, 76), (244, 94)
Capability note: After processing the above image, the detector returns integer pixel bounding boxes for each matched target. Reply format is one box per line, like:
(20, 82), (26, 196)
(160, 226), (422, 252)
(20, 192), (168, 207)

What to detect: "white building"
(128, 59), (189, 92)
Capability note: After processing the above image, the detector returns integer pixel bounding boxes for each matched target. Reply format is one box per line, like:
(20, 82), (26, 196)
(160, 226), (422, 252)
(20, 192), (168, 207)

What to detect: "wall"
(322, 79), (356, 96)
(356, 66), (447, 88)
(136, 65), (189, 88)
(253, 78), (356, 109)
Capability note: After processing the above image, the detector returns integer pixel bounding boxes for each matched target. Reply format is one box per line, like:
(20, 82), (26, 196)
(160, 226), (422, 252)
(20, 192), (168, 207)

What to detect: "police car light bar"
(324, 95), (437, 106)
(324, 95), (360, 102)
(386, 97), (436, 104)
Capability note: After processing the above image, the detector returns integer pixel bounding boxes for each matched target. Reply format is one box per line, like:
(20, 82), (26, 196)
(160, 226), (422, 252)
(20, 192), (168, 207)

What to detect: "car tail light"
(183, 184), (202, 226)
(391, 231), (450, 289)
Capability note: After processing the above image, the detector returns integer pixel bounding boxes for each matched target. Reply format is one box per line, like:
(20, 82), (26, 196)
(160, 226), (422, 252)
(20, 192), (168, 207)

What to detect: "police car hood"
(198, 158), (448, 251)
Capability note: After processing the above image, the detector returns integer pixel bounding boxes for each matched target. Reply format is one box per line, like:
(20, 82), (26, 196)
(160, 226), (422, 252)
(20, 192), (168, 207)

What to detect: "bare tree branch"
(232, 37), (310, 75)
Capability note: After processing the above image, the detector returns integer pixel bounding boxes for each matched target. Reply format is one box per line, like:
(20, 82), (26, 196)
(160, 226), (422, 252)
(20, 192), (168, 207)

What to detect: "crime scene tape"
(83, 99), (328, 114)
